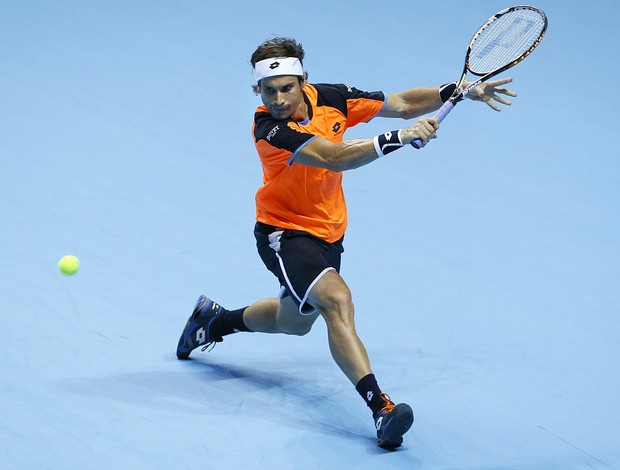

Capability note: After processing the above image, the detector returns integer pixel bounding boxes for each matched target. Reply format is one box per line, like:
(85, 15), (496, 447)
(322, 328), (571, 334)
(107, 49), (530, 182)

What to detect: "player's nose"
(273, 91), (286, 105)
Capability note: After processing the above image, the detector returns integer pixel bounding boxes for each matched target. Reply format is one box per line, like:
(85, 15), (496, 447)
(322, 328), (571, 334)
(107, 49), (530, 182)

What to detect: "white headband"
(254, 57), (304, 82)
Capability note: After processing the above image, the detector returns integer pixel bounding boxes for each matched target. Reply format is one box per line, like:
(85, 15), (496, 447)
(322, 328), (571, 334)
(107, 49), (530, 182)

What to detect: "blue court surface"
(1, 1), (619, 469)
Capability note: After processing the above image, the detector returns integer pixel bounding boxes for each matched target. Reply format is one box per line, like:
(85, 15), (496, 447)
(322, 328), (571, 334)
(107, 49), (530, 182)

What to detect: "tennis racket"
(411, 5), (548, 149)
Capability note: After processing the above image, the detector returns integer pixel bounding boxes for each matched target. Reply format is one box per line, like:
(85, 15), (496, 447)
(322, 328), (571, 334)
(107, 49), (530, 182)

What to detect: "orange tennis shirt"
(252, 83), (385, 243)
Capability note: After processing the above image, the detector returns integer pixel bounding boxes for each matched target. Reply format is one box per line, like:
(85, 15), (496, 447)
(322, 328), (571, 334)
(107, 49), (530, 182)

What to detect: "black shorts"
(254, 222), (344, 315)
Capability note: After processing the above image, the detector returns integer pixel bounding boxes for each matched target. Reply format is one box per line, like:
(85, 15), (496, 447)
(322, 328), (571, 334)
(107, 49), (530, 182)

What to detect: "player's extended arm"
(294, 117), (439, 172)
(382, 79), (516, 118)
(381, 87), (445, 119)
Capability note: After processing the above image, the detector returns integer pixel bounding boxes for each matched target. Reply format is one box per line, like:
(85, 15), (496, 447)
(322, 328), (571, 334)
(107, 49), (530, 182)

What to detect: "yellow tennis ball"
(58, 255), (80, 276)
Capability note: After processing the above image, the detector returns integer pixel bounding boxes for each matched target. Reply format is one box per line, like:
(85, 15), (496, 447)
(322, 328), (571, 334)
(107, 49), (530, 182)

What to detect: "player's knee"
(328, 287), (353, 312)
(320, 288), (354, 324)
(283, 323), (313, 336)
(276, 306), (318, 336)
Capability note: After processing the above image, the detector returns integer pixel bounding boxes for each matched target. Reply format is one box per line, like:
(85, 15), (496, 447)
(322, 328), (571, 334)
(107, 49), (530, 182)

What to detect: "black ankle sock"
(355, 373), (385, 416)
(215, 307), (252, 337)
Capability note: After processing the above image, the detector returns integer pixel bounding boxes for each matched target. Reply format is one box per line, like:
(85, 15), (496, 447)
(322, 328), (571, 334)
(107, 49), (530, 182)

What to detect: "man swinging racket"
(177, 36), (515, 449)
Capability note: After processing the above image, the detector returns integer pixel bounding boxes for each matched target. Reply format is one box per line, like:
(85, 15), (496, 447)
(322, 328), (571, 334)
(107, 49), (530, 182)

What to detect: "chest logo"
(266, 125), (279, 141)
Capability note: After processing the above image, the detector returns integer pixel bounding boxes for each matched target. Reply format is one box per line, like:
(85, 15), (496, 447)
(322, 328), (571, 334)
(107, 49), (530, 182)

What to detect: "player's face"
(259, 75), (306, 120)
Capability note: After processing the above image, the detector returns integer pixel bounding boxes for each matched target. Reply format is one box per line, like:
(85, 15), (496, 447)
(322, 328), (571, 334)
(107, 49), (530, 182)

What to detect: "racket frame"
(456, 5), (548, 102)
(411, 5), (548, 149)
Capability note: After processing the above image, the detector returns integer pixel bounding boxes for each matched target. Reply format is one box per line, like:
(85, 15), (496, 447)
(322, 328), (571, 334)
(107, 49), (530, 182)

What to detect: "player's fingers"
(486, 100), (502, 111)
(413, 122), (430, 140)
(493, 95), (512, 106)
(489, 77), (513, 86)
(495, 87), (518, 97)
(423, 117), (440, 130)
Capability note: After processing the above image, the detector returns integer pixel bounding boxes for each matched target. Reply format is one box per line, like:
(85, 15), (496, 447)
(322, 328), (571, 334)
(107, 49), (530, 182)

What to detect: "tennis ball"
(58, 255), (80, 276)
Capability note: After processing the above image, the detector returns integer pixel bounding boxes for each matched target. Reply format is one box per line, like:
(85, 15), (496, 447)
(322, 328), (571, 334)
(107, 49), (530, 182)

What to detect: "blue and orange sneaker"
(176, 295), (224, 360)
(374, 393), (414, 449)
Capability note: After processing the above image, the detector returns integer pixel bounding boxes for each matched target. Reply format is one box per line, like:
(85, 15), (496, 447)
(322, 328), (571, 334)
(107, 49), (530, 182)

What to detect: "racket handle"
(410, 100), (456, 149)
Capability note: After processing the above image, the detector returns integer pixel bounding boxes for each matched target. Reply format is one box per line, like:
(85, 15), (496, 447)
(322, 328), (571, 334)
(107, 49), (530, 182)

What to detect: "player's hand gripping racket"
(411, 5), (547, 149)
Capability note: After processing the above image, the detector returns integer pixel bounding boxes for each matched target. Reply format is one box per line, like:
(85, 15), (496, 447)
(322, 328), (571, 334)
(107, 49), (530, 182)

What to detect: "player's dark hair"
(251, 37), (308, 93)
(251, 36), (304, 66)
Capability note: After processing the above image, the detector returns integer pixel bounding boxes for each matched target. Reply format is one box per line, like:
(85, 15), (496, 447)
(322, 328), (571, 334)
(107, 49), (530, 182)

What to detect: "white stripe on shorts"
(269, 230), (333, 315)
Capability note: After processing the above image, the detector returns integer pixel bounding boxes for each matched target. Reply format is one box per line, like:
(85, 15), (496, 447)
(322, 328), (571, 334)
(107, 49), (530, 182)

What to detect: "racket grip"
(410, 100), (455, 149)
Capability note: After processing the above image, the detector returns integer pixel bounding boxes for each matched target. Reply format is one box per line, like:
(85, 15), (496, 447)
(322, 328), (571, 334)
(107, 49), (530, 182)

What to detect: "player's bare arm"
(294, 117), (439, 172)
(381, 87), (445, 119)
(382, 78), (516, 119)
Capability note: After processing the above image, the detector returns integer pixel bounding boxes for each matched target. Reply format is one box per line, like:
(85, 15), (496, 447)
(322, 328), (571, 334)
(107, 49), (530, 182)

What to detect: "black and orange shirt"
(252, 83), (385, 243)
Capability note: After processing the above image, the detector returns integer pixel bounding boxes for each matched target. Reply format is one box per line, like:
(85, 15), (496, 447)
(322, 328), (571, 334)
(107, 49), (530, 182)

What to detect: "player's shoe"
(176, 295), (224, 360)
(373, 393), (414, 449)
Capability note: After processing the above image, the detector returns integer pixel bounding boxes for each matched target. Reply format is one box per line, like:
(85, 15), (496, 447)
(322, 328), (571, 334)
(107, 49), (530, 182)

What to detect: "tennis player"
(177, 37), (515, 449)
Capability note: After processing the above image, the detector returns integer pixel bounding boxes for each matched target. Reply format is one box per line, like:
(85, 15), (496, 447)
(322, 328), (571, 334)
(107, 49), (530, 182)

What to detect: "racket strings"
(468, 9), (546, 74)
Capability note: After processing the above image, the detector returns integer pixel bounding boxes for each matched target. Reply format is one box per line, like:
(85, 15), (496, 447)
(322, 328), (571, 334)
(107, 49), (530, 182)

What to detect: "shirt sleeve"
(253, 111), (315, 153)
(313, 83), (385, 126)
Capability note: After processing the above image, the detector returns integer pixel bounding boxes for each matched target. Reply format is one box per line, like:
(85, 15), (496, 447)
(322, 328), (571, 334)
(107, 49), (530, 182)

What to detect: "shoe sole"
(176, 317), (200, 360)
(377, 403), (414, 449)
(176, 339), (192, 360)
(176, 311), (200, 360)
(176, 347), (191, 360)
(176, 296), (215, 360)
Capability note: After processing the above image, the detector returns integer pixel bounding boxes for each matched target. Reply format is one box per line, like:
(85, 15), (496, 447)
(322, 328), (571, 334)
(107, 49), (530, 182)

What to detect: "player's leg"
(307, 269), (371, 384)
(176, 293), (321, 359)
(243, 294), (320, 336)
(233, 297), (279, 332)
(308, 269), (414, 449)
